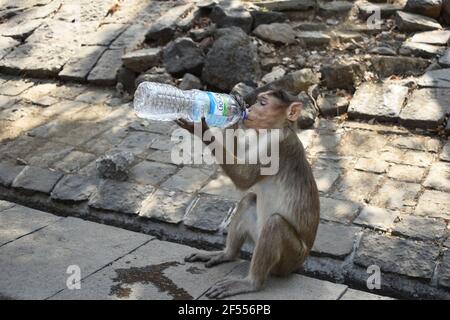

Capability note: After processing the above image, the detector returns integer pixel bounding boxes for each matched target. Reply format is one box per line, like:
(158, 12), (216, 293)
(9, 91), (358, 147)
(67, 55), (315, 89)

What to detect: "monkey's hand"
(205, 277), (258, 299)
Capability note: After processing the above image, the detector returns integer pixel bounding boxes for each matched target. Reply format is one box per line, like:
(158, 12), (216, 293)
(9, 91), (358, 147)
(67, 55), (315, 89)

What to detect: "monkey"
(175, 89), (320, 299)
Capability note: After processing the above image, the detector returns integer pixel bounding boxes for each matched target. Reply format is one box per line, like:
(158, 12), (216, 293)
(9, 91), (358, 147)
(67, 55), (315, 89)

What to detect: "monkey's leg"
(185, 193), (257, 267)
(206, 213), (306, 299)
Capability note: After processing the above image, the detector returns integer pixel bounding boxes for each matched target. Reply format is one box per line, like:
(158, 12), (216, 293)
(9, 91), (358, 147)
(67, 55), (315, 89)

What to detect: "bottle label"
(207, 92), (228, 117)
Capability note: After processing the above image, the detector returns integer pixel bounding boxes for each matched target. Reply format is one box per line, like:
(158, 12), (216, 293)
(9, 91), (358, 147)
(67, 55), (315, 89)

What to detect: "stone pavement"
(0, 0), (449, 300)
(0, 201), (393, 300)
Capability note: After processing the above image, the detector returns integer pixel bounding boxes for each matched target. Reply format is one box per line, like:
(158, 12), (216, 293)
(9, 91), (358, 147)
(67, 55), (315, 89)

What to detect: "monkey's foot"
(184, 251), (234, 268)
(205, 278), (258, 299)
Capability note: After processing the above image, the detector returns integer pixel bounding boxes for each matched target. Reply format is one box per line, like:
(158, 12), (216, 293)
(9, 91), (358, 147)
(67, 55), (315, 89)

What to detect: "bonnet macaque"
(176, 89), (320, 299)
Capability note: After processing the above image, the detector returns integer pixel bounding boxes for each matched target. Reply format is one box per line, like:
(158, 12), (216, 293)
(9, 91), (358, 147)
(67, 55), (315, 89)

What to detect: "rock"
(370, 56), (430, 78)
(441, 140), (450, 161)
(297, 92), (317, 129)
(88, 180), (154, 214)
(252, 23), (296, 45)
(249, 8), (287, 29)
(50, 174), (98, 202)
(442, 0), (450, 24)
(387, 164), (426, 183)
(110, 23), (147, 51)
(140, 189), (194, 224)
(145, 3), (195, 45)
(230, 82), (255, 100)
(317, 94), (349, 117)
(393, 215), (447, 241)
(96, 151), (135, 181)
(399, 88), (450, 128)
(355, 232), (440, 280)
(318, 1), (354, 17)
(399, 42), (445, 58)
(12, 166), (63, 194)
(201, 28), (260, 91)
(417, 68), (450, 87)
(439, 47), (450, 67)
(331, 31), (365, 43)
(294, 22), (328, 31)
(209, 4), (253, 34)
(312, 223), (360, 259)
(183, 195), (235, 232)
(318, 197), (360, 224)
(297, 31), (331, 46)
(121, 48), (162, 73)
(0, 36), (19, 60)
(83, 24), (126, 46)
(189, 25), (216, 41)
(348, 83), (409, 121)
(368, 45), (397, 56)
(371, 180), (421, 211)
(87, 49), (124, 86)
(261, 66), (286, 84)
(161, 167), (212, 193)
(321, 62), (364, 90)
(439, 251), (450, 289)
(395, 11), (442, 31)
(252, 0), (316, 11)
(358, 3), (405, 19)
(423, 162), (450, 192)
(404, 0), (443, 19)
(0, 161), (24, 187)
(0, 19), (43, 41)
(247, 68), (319, 103)
(179, 73), (203, 90)
(130, 161), (178, 186)
(390, 135), (441, 153)
(117, 66), (137, 95)
(135, 67), (174, 87)
(58, 46), (107, 82)
(354, 158), (389, 174)
(260, 57), (279, 71)
(162, 37), (204, 77)
(409, 30), (450, 44)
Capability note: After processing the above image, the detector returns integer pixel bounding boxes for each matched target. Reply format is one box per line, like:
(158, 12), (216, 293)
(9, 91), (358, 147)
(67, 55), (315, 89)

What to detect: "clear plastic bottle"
(133, 82), (248, 129)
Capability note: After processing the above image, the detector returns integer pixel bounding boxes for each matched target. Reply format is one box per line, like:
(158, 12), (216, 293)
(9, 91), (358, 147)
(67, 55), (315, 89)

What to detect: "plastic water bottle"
(133, 82), (248, 128)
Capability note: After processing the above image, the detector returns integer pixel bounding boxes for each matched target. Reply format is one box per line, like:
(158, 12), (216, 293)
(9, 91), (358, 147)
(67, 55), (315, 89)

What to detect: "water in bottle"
(133, 82), (248, 129)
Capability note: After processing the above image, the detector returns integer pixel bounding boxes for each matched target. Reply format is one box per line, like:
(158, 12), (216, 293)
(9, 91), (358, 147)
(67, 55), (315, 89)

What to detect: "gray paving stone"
(355, 232), (440, 280)
(146, 150), (178, 165)
(115, 131), (159, 157)
(370, 180), (421, 211)
(439, 47), (450, 67)
(0, 95), (17, 110)
(348, 83), (409, 121)
(50, 174), (98, 202)
(49, 84), (86, 100)
(340, 288), (395, 300)
(122, 47), (162, 73)
(58, 46), (106, 82)
(25, 141), (74, 167)
(399, 42), (445, 59)
(445, 238), (450, 248)
(296, 31), (331, 46)
(319, 197), (360, 224)
(392, 215), (447, 241)
(87, 49), (124, 85)
(380, 148), (435, 168)
(353, 206), (399, 231)
(0, 20), (43, 41)
(438, 250), (450, 289)
(312, 166), (341, 193)
(423, 162), (450, 192)
(417, 68), (450, 88)
(51, 239), (239, 300)
(161, 167), (212, 193)
(338, 130), (389, 158)
(129, 161), (178, 186)
(415, 190), (450, 219)
(312, 223), (360, 259)
(110, 23), (148, 51)
(390, 135), (441, 153)
(12, 166), (63, 194)
(88, 179), (154, 215)
(440, 140), (450, 162)
(331, 171), (382, 203)
(203, 262), (347, 300)
(0, 205), (61, 246)
(0, 79), (34, 96)
(355, 158), (389, 174)
(370, 56), (430, 78)
(140, 189), (194, 224)
(0, 217), (152, 299)
(358, 2), (405, 19)
(200, 173), (246, 201)
(0, 161), (25, 187)
(184, 195), (235, 232)
(387, 164), (426, 183)
(400, 88), (450, 128)
(252, 23), (296, 45)
(83, 24), (126, 46)
(52, 151), (97, 174)
(0, 200), (15, 212)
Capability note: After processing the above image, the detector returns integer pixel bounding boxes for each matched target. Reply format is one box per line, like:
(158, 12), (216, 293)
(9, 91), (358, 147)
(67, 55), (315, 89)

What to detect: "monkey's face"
(244, 91), (302, 129)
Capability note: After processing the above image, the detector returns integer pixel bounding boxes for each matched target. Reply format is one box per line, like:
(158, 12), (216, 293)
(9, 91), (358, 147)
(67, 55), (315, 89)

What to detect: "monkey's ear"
(286, 101), (303, 122)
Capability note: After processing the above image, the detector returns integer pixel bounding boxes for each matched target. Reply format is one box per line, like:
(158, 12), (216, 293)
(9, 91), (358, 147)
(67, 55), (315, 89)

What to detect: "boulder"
(249, 8), (287, 29)
(409, 30), (450, 44)
(297, 31), (331, 46)
(395, 11), (442, 31)
(179, 73), (203, 90)
(135, 67), (174, 87)
(209, 4), (253, 33)
(404, 0), (443, 19)
(399, 42), (445, 58)
(96, 151), (134, 181)
(122, 48), (162, 73)
(252, 0), (316, 11)
(317, 94), (350, 117)
(321, 62), (365, 90)
(370, 56), (430, 78)
(297, 92), (317, 129)
(261, 66), (286, 84)
(252, 23), (297, 45)
(201, 28), (261, 91)
(163, 37), (204, 77)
